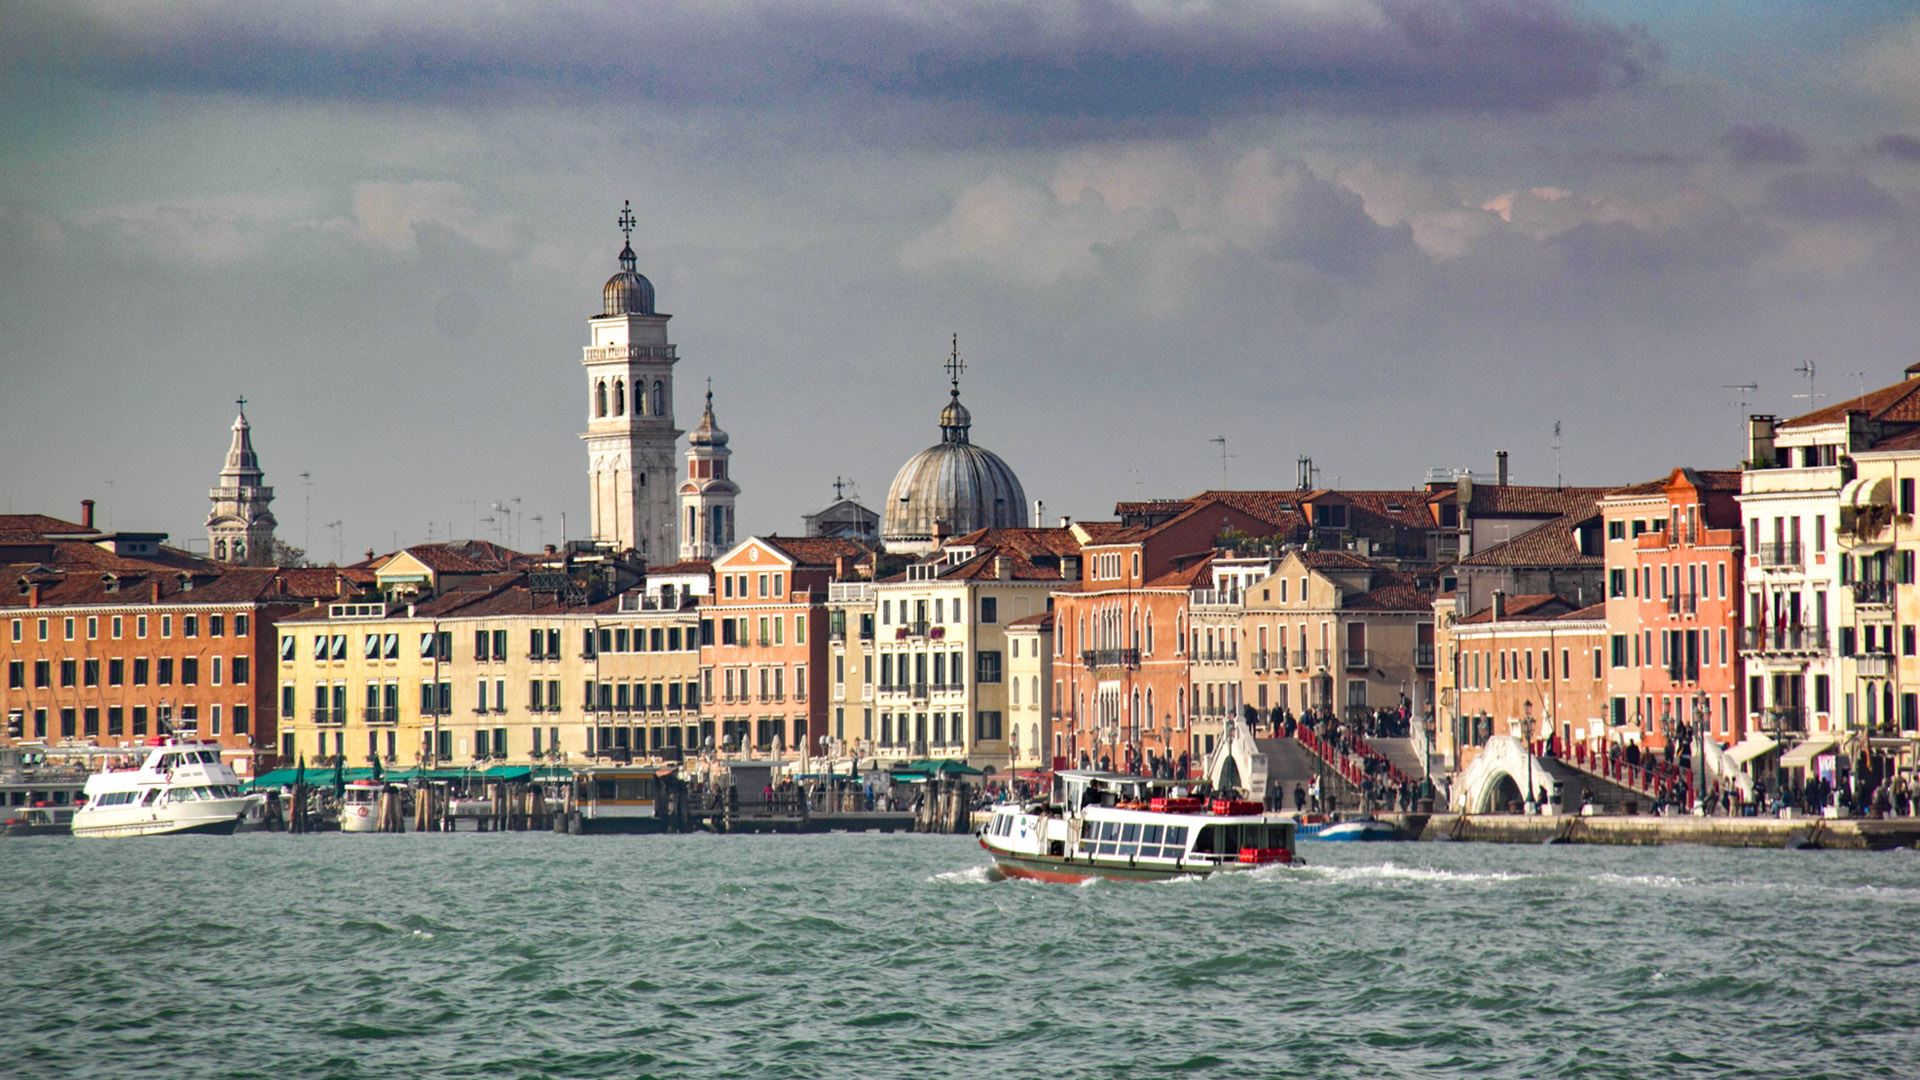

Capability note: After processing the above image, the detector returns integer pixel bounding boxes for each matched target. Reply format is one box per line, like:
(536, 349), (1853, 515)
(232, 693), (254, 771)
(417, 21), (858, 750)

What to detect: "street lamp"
(1520, 700), (1536, 815)
(1690, 691), (1708, 811)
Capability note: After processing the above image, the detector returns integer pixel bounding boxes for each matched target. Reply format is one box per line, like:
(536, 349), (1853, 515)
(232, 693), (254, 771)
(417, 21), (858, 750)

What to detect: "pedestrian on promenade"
(1294, 782), (1306, 812)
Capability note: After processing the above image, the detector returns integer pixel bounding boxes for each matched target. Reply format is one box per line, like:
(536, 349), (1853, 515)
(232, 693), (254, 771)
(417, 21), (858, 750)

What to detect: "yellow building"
(1004, 610), (1055, 770)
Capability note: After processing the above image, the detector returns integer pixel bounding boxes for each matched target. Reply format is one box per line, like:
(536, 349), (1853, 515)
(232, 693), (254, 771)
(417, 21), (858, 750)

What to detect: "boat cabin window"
(140, 789), (160, 806)
(592, 777), (655, 801)
(1192, 823), (1286, 855)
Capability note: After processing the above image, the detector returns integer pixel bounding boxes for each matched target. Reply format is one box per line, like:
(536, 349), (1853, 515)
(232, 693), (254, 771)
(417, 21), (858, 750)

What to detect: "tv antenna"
(1791, 360), (1823, 414)
(299, 471), (313, 551)
(1551, 421), (1563, 489)
(325, 520), (343, 566)
(1210, 435), (1236, 487)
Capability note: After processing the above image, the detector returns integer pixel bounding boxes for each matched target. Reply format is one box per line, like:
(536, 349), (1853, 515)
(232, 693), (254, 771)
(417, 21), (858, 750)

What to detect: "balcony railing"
(1081, 648), (1142, 670)
(1199, 649), (1238, 663)
(1764, 706), (1807, 734)
(1344, 648), (1371, 670)
(1756, 541), (1803, 569)
(1313, 648), (1331, 669)
(361, 707), (398, 725)
(1854, 581), (1894, 606)
(1251, 649), (1276, 672)
(311, 708), (345, 726)
(1414, 644), (1435, 668)
(1667, 592), (1698, 616)
(900, 620), (930, 638)
(1291, 649), (1308, 669)
(1856, 654), (1893, 678)
(911, 682), (929, 700)
(1741, 626), (1829, 653)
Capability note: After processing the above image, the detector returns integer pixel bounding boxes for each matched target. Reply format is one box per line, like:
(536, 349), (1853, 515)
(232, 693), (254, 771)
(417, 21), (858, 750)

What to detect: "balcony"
(1856, 653), (1893, 678)
(1251, 649), (1275, 672)
(1291, 649), (1308, 669)
(1081, 648), (1142, 671)
(912, 682), (929, 700)
(1344, 648), (1371, 670)
(1313, 648), (1332, 669)
(1741, 625), (1829, 654)
(829, 628), (846, 643)
(311, 708), (345, 726)
(361, 707), (398, 725)
(1854, 581), (1894, 607)
(898, 620), (931, 639)
(1667, 592), (1698, 616)
(1755, 541), (1803, 569)
(1190, 588), (1243, 610)
(1763, 706), (1807, 734)
(1414, 644), (1435, 669)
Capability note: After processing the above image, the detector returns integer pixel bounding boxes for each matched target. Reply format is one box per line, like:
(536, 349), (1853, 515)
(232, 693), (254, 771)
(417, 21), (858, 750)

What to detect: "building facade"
(206, 403), (276, 566)
(679, 388), (737, 562)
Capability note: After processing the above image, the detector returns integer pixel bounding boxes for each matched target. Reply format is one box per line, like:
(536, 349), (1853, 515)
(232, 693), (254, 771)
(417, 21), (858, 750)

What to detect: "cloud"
(1721, 125), (1812, 169)
(14, 0), (1661, 142)
(1868, 134), (1920, 163)
(902, 147), (1413, 287)
(331, 181), (515, 253)
(69, 194), (320, 265)
(1764, 171), (1901, 222)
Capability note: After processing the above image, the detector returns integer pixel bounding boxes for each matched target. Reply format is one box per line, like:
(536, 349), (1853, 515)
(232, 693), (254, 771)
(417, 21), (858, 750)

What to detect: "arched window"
(613, 379), (625, 416)
(652, 380), (665, 416)
(215, 539), (227, 560)
(1146, 688), (1154, 730)
(594, 381), (607, 418)
(1130, 606), (1139, 650)
(687, 506), (697, 539)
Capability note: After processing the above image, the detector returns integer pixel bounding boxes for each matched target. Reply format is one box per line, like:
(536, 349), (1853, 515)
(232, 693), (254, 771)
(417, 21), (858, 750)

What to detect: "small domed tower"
(679, 381), (738, 561)
(206, 397), (277, 565)
(882, 335), (1029, 553)
(582, 200), (681, 558)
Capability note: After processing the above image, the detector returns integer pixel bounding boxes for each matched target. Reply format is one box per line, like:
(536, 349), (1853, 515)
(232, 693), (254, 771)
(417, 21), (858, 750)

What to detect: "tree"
(271, 539), (309, 567)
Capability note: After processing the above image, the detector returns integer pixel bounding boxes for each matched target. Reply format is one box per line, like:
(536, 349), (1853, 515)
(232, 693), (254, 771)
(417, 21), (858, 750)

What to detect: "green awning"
(479, 765), (533, 781)
(900, 759), (985, 776)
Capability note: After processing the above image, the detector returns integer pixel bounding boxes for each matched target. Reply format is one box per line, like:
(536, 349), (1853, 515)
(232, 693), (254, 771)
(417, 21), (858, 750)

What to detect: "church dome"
(603, 242), (656, 316)
(689, 387), (728, 448)
(883, 381), (1027, 549)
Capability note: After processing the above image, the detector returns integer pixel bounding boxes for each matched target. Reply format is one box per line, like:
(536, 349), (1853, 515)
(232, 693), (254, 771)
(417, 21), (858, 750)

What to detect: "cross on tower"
(236, 395), (247, 414)
(945, 333), (966, 392)
(833, 476), (850, 500)
(617, 200), (636, 243)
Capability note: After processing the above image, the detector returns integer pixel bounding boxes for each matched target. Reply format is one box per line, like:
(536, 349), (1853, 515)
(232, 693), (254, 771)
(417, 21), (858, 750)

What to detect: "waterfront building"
(1843, 434), (1920, 780)
(1240, 550), (1436, 725)
(1187, 553), (1274, 756)
(701, 535), (870, 757)
(871, 527), (1078, 773)
(881, 339), (1028, 554)
(1052, 499), (1280, 774)
(205, 401), (276, 566)
(1597, 469), (1747, 757)
(678, 387), (737, 562)
(583, 203), (681, 559)
(273, 564), (701, 768)
(1734, 370), (1920, 785)
(1004, 610), (1055, 771)
(1448, 593), (1609, 780)
(0, 507), (336, 774)
(825, 574), (877, 757)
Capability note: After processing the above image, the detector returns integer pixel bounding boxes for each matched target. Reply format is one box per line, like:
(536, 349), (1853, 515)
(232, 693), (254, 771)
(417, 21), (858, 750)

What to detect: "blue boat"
(1301, 818), (1397, 842)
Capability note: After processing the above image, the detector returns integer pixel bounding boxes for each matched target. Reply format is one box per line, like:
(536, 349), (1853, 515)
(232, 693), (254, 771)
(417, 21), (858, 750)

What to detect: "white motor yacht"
(73, 738), (259, 838)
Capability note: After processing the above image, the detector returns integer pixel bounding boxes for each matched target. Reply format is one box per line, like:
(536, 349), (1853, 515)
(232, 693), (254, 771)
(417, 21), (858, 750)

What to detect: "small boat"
(72, 737), (259, 838)
(339, 780), (385, 833)
(564, 764), (675, 834)
(1307, 817), (1397, 842)
(3, 805), (77, 836)
(978, 770), (1297, 883)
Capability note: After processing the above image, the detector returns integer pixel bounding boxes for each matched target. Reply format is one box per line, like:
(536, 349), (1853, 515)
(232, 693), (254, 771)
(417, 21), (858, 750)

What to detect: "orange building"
(1448, 594), (1609, 774)
(0, 510), (354, 775)
(1051, 499), (1282, 774)
(1600, 469), (1746, 750)
(702, 535), (870, 756)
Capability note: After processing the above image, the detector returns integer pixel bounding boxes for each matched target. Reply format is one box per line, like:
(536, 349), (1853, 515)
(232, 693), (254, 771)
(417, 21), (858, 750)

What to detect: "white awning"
(1779, 736), (1838, 770)
(1726, 734), (1778, 764)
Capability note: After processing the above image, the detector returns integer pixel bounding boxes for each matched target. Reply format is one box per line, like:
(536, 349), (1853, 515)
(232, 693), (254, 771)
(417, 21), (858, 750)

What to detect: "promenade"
(1383, 812), (1920, 851)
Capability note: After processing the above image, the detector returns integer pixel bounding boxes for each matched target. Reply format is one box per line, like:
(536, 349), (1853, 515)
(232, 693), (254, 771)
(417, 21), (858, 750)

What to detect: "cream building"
(1004, 611), (1055, 771)
(1242, 550), (1435, 722)
(826, 578), (877, 757)
(871, 528), (1076, 773)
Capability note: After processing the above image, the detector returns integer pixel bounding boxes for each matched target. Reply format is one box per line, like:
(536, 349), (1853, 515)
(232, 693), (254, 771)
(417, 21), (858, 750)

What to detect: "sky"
(4, 1), (1920, 563)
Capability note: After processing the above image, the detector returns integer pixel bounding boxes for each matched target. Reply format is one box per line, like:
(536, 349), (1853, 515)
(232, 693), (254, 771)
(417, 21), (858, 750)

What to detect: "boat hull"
(982, 841), (1261, 883)
(73, 800), (251, 838)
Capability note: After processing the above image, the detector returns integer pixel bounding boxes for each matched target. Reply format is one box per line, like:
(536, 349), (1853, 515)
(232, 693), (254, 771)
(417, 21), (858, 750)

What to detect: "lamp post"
(1691, 691), (1708, 812)
(1520, 700), (1536, 815)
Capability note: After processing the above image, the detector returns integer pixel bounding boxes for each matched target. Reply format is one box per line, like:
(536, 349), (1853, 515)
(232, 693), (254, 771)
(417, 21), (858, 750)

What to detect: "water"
(6, 833), (1919, 1079)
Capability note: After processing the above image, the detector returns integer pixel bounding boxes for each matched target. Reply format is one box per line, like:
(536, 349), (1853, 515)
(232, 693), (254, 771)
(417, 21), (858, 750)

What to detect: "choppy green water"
(6, 832), (1919, 1079)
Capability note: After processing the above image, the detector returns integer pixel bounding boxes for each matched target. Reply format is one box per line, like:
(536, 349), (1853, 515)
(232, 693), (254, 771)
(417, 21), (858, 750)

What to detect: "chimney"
(994, 555), (1012, 581)
(1491, 589), (1506, 621)
(835, 555), (849, 580)
(1034, 499), (1044, 526)
(545, 544), (557, 556)
(365, 548), (376, 563)
(151, 579), (162, 603)
(1747, 414), (1778, 467)
(1059, 515), (1072, 528)
(1496, 451), (1509, 487)
(1062, 554), (1081, 580)
(81, 499), (96, 530)
(27, 582), (40, 608)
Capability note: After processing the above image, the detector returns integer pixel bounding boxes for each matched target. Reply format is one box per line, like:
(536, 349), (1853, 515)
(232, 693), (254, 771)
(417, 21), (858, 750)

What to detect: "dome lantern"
(882, 334), (1028, 553)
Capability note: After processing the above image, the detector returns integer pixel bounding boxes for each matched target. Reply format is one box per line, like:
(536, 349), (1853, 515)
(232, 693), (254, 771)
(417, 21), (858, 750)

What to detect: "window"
(981, 597), (997, 623)
(64, 617), (74, 641)
(976, 650), (1003, 684)
(184, 615), (198, 638)
(181, 658), (199, 685)
(1609, 569), (1626, 598)
(5, 661), (20, 689)
(977, 711), (1003, 740)
(60, 659), (76, 687)
(33, 660), (48, 688)
(158, 658), (173, 685)
(233, 656), (250, 685)
(108, 658), (124, 686)
(86, 616), (97, 639)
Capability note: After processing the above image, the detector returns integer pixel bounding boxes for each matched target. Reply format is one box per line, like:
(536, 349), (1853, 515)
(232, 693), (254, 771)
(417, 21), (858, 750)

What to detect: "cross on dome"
(616, 199), (638, 272)
(945, 333), (966, 394)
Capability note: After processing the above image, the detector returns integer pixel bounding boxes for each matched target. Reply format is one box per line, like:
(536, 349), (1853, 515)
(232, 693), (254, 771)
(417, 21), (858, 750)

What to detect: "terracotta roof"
(0, 565), (310, 610)
(1143, 555), (1214, 590)
(1298, 550), (1380, 570)
(1867, 426), (1920, 453)
(1007, 611), (1055, 628)
(380, 539), (526, 574)
(648, 560), (713, 577)
(946, 526), (1085, 559)
(1444, 485), (1614, 518)
(1784, 377), (1920, 429)
(759, 536), (873, 569)
(1343, 579), (1436, 612)
(1457, 594), (1579, 624)
(0, 514), (94, 544)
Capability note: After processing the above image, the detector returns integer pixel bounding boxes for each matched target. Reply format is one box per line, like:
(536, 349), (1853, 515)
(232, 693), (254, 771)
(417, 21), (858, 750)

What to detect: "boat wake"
(1302, 861), (1537, 885)
(927, 865), (997, 885)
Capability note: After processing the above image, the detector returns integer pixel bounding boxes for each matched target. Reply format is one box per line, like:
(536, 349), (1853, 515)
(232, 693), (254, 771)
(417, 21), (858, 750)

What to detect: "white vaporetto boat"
(339, 779), (384, 833)
(73, 738), (259, 838)
(978, 771), (1297, 883)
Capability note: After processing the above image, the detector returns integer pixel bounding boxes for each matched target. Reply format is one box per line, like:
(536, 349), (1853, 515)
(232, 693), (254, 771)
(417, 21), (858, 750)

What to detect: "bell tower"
(582, 200), (681, 559)
(679, 380), (738, 561)
(206, 397), (277, 565)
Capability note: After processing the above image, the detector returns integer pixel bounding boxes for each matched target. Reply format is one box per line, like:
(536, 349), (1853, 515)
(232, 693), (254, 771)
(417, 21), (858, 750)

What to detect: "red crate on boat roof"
(1211, 799), (1264, 816)
(1237, 847), (1290, 864)
(1151, 796), (1206, 813)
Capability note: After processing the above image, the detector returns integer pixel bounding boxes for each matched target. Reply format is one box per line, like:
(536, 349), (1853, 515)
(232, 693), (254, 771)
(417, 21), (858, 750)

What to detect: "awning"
(1779, 736), (1839, 769)
(1726, 735), (1778, 764)
(479, 765), (533, 781)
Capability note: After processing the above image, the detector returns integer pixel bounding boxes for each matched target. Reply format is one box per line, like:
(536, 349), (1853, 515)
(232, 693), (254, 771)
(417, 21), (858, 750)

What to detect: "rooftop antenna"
(1210, 436), (1235, 487)
(1845, 370), (1868, 410)
(1791, 359), (1823, 415)
(299, 472), (313, 552)
(1552, 421), (1563, 490)
(325, 520), (343, 566)
(1723, 382), (1759, 458)
(529, 514), (545, 550)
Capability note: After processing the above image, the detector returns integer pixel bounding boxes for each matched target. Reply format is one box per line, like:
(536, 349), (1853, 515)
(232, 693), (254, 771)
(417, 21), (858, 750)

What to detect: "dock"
(1381, 812), (1920, 850)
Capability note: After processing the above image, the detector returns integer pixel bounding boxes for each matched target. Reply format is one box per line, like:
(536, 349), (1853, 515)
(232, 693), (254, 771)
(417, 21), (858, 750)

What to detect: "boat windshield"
(1192, 823), (1290, 855)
